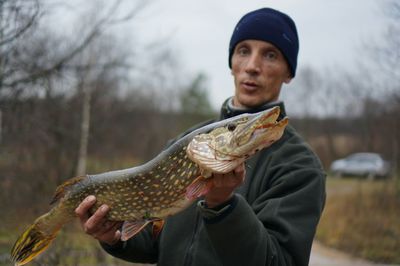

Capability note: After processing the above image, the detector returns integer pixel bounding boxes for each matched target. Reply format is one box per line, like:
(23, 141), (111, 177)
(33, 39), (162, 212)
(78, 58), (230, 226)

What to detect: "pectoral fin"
(121, 220), (151, 241)
(152, 219), (164, 239)
(185, 176), (214, 200)
(121, 218), (165, 241)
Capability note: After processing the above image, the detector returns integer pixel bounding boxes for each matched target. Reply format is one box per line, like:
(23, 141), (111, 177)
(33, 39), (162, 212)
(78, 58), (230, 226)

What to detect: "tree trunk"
(0, 109), (2, 145)
(76, 82), (91, 176)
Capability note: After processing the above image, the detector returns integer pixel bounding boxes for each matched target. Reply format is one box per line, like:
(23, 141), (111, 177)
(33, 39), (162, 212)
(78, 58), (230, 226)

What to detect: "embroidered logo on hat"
(282, 33), (292, 43)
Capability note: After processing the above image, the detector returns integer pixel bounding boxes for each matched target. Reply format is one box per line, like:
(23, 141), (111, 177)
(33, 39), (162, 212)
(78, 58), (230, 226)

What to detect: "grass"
(316, 176), (400, 264)
(0, 153), (148, 266)
(1, 222), (152, 266)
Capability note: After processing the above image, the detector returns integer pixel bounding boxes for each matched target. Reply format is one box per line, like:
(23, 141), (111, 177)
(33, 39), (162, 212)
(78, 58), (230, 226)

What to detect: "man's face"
(231, 40), (292, 108)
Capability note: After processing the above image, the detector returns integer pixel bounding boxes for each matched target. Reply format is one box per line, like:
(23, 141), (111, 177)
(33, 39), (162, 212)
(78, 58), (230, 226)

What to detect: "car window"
(347, 154), (381, 163)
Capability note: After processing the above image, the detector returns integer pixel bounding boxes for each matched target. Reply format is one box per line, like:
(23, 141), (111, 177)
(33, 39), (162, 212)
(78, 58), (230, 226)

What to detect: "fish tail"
(10, 212), (63, 266)
(11, 175), (81, 265)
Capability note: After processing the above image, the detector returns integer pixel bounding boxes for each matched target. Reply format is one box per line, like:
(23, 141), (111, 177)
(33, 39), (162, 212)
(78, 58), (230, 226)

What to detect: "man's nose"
(245, 54), (261, 75)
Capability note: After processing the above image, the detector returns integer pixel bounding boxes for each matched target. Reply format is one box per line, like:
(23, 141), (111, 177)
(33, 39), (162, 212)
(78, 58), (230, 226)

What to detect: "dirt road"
(310, 241), (399, 266)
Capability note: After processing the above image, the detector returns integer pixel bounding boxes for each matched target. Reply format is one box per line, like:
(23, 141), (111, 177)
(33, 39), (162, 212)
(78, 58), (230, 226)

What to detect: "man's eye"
(237, 47), (249, 56)
(264, 51), (277, 60)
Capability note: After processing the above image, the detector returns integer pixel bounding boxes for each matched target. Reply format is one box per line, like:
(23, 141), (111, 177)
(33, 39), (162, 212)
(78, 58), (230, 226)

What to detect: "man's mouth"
(241, 81), (258, 91)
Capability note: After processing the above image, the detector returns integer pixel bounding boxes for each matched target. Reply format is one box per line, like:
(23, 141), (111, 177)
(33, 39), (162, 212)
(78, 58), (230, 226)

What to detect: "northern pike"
(11, 106), (288, 266)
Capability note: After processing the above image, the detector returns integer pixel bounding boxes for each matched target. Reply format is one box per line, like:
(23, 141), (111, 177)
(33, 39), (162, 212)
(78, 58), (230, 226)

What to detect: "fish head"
(186, 106), (288, 173)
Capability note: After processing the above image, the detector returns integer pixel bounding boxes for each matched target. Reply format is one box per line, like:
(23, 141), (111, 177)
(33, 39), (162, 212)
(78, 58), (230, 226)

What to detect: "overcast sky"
(126, 0), (388, 109)
(52, 0), (389, 111)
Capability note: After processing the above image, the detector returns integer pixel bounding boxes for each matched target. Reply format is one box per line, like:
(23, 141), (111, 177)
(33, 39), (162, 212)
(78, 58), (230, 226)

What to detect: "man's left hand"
(204, 163), (246, 208)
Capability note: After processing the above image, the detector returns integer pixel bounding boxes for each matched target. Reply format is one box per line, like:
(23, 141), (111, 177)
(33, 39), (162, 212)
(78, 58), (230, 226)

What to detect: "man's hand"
(75, 195), (122, 246)
(205, 163), (246, 208)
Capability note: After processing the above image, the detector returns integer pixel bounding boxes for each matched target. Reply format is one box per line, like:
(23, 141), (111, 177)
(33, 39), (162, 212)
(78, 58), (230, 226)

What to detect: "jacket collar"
(219, 97), (287, 120)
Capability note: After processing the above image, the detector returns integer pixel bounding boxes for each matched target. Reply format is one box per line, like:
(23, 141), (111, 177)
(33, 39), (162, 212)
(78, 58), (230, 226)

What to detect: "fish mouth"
(229, 107), (288, 158)
(234, 106), (281, 140)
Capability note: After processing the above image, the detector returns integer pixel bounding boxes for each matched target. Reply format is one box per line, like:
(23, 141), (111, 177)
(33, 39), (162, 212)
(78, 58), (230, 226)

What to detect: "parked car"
(330, 152), (391, 179)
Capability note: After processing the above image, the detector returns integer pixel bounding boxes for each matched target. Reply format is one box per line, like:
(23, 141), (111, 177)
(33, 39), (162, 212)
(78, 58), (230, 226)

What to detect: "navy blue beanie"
(229, 8), (299, 77)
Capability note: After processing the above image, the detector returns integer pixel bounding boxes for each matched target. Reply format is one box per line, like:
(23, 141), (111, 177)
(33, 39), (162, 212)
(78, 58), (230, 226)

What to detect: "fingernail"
(100, 205), (109, 212)
(86, 195), (95, 202)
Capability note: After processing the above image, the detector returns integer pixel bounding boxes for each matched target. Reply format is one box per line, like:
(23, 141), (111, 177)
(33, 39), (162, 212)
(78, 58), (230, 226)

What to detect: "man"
(76, 7), (326, 266)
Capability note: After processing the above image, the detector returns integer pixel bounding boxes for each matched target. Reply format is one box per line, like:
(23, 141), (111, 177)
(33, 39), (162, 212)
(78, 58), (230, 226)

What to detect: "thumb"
(234, 163), (245, 175)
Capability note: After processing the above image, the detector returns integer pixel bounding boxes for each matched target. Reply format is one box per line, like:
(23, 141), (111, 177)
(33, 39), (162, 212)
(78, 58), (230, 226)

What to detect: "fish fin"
(121, 220), (151, 241)
(185, 176), (213, 200)
(50, 175), (87, 204)
(11, 213), (61, 266)
(152, 219), (164, 239)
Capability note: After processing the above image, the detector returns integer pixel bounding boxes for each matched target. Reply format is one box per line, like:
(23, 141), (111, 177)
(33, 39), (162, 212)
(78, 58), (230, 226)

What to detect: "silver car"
(330, 152), (391, 179)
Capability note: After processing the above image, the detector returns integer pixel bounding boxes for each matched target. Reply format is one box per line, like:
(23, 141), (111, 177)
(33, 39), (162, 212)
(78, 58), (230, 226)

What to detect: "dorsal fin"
(50, 175), (87, 204)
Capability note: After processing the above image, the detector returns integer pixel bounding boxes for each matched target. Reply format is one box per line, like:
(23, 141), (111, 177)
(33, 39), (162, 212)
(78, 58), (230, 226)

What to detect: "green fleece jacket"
(101, 100), (326, 266)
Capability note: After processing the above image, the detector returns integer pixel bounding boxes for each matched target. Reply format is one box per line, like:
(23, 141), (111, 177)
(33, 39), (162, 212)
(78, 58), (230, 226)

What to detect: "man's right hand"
(75, 195), (122, 246)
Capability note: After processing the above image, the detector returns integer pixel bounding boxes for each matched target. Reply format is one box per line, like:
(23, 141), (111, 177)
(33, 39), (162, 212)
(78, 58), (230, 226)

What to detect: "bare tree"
(75, 60), (93, 176)
(0, 0), (41, 93)
(0, 108), (2, 144)
(0, 0), (40, 46)
(369, 0), (400, 176)
(0, 0), (146, 98)
(71, 0), (148, 175)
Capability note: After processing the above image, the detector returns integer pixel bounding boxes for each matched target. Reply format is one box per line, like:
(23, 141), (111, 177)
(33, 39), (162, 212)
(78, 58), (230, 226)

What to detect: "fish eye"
(227, 123), (236, 131)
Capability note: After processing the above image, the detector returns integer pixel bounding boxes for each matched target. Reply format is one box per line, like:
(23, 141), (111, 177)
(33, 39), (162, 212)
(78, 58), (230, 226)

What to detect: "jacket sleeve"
(201, 131), (326, 266)
(100, 227), (158, 263)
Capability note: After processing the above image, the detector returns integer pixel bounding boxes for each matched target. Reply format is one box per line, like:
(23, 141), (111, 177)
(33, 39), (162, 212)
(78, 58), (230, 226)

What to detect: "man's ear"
(284, 75), (292, 84)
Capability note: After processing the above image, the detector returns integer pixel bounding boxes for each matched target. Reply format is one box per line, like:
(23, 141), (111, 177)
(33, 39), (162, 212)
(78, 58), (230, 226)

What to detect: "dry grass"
(316, 177), (400, 264)
(2, 222), (153, 266)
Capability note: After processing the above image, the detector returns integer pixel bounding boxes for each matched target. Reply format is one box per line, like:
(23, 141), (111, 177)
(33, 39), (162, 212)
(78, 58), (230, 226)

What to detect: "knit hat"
(228, 8), (299, 77)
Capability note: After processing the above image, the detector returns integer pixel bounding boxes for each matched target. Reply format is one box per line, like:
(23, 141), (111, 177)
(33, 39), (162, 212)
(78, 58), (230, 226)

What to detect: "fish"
(10, 106), (288, 266)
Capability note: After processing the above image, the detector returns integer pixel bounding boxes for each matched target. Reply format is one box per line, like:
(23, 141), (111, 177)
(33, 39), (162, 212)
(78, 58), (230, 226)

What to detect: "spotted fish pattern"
(73, 147), (201, 221)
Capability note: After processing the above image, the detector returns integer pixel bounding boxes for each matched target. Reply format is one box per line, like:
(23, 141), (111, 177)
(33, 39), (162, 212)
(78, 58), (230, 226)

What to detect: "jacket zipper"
(183, 210), (200, 266)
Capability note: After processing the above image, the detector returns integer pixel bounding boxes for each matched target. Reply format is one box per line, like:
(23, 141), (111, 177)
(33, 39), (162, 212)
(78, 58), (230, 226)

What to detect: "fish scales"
(11, 106), (289, 266)
(60, 145), (201, 222)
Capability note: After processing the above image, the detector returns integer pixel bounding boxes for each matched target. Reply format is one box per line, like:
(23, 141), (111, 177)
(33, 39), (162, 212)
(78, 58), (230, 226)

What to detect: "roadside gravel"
(310, 241), (399, 266)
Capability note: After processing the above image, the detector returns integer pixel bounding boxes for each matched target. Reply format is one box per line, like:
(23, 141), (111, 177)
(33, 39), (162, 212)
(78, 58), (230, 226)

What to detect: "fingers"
(234, 163), (246, 184)
(204, 163), (246, 207)
(84, 204), (110, 235)
(90, 220), (122, 245)
(75, 196), (122, 245)
(75, 195), (96, 223)
(234, 163), (246, 176)
(105, 228), (122, 246)
(110, 229), (122, 245)
(213, 163), (246, 188)
(92, 221), (122, 241)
